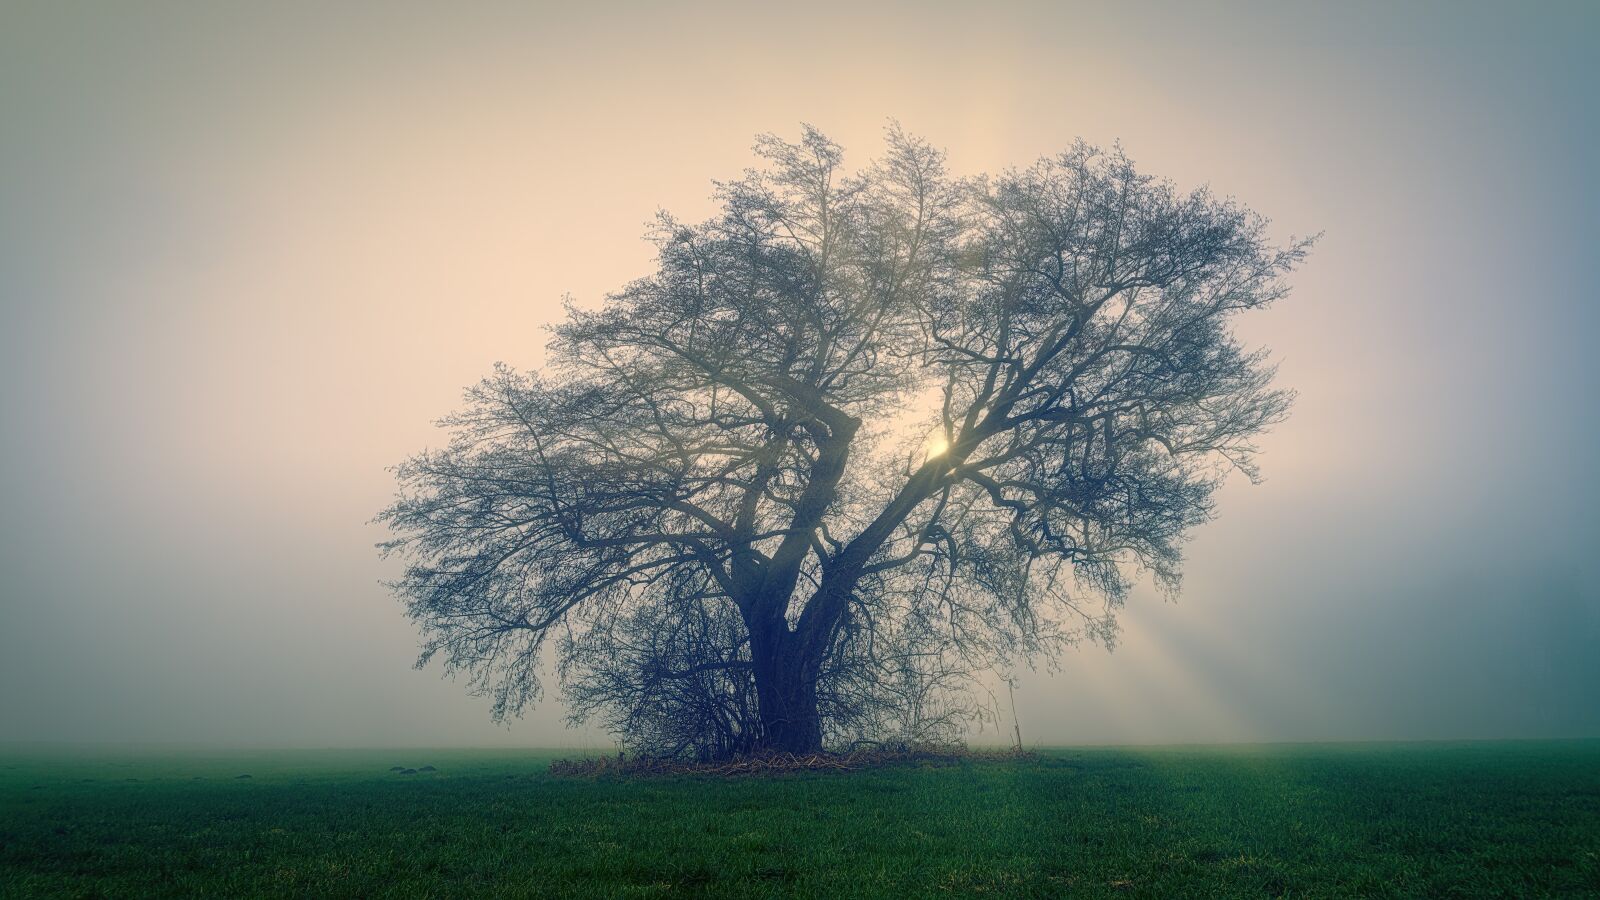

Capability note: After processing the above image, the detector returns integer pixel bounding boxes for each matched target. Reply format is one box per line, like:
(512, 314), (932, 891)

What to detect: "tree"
(378, 126), (1312, 756)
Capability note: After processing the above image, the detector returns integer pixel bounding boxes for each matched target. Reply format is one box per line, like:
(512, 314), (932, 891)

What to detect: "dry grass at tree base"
(548, 743), (1036, 777)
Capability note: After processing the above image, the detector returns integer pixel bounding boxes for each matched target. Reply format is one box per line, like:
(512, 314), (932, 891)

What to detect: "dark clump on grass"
(418, 765), (437, 772)
(549, 743), (1035, 778)
(388, 766), (405, 772)
(398, 768), (418, 775)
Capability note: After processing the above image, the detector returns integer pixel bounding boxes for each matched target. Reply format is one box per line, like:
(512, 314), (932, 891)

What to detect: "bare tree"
(378, 125), (1311, 755)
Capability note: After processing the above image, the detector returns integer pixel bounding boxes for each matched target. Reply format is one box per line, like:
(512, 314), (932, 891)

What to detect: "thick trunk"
(735, 409), (859, 755)
(748, 625), (823, 754)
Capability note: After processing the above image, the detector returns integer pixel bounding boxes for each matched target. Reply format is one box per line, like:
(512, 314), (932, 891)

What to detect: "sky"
(2, 1), (1596, 748)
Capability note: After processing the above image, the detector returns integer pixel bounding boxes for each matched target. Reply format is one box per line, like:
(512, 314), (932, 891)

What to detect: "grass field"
(2, 742), (1597, 897)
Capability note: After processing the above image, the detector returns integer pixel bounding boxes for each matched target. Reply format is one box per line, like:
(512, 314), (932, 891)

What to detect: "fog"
(2, 1), (1595, 748)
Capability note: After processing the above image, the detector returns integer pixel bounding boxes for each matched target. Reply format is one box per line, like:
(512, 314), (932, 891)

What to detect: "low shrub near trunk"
(548, 743), (1035, 778)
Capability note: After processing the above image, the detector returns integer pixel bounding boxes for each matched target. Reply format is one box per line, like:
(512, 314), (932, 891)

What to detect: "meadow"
(1, 741), (1596, 898)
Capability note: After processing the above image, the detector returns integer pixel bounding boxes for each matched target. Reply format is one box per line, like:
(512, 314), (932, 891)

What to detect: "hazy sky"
(2, 1), (1596, 748)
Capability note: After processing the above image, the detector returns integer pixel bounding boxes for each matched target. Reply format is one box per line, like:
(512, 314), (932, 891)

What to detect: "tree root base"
(549, 743), (1035, 778)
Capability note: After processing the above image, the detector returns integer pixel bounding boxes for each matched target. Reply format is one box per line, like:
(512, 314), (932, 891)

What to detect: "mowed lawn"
(1, 742), (1596, 898)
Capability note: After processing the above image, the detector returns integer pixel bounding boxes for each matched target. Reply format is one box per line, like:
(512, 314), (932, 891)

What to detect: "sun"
(925, 434), (950, 458)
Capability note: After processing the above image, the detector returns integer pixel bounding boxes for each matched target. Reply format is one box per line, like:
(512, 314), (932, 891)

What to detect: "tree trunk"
(748, 625), (823, 754)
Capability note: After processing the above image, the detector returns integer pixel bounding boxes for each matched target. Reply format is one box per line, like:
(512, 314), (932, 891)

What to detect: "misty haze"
(2, 2), (1596, 896)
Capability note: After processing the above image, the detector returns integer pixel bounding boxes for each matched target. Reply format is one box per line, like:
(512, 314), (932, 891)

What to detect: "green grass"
(2, 742), (1596, 898)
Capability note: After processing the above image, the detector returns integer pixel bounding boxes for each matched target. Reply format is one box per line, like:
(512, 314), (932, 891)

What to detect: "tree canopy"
(378, 126), (1311, 757)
